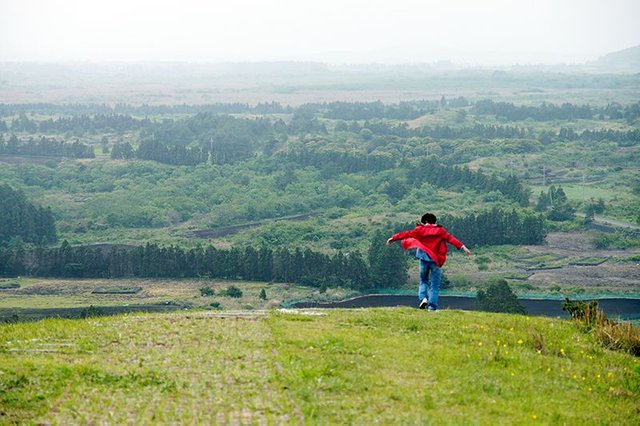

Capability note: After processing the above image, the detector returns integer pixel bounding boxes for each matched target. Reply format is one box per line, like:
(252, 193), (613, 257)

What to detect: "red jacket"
(389, 224), (464, 267)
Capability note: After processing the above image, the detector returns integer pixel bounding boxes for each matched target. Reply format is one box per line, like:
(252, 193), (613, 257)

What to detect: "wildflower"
(607, 372), (613, 378)
(517, 339), (523, 345)
(532, 414), (538, 420)
(478, 342), (483, 346)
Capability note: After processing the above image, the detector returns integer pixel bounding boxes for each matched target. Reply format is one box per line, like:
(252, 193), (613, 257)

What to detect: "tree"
(476, 279), (526, 314)
(259, 288), (267, 300)
(367, 229), (407, 289)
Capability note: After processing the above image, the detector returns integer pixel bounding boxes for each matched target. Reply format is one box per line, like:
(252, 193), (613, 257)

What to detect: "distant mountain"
(594, 45), (640, 72)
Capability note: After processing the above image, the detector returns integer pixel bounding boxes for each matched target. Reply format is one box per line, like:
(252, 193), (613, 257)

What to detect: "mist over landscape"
(1, 1), (640, 424)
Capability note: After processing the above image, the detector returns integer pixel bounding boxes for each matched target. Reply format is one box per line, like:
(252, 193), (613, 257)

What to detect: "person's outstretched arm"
(443, 230), (472, 256)
(386, 227), (422, 245)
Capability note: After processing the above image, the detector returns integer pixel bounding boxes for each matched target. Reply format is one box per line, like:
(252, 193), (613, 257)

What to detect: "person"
(387, 212), (471, 311)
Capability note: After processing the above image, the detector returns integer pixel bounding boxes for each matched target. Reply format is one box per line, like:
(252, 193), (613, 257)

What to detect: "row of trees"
(8, 113), (150, 134)
(473, 100), (640, 122)
(0, 184), (57, 245)
(132, 140), (209, 165)
(408, 158), (531, 206)
(560, 127), (640, 146)
(441, 207), (546, 247)
(0, 102), (291, 117)
(0, 242), (374, 290)
(280, 140), (396, 174)
(0, 135), (95, 158)
(0, 207), (547, 288)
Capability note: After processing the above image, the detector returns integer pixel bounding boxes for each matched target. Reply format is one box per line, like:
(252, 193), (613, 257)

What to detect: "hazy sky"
(1, 0), (639, 64)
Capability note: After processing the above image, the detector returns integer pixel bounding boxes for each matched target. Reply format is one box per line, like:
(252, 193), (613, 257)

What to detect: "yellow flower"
(478, 342), (483, 346)
(607, 372), (613, 378)
(517, 339), (523, 345)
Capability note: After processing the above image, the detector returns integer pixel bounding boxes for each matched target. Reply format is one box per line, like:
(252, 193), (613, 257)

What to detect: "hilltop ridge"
(1, 308), (638, 423)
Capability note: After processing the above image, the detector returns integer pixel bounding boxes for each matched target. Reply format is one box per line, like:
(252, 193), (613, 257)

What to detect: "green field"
(1, 308), (638, 424)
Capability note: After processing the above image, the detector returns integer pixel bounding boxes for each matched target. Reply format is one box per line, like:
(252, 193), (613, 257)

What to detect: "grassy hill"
(1, 308), (638, 424)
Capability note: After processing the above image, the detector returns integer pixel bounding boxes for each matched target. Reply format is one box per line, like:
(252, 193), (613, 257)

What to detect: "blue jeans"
(419, 260), (442, 310)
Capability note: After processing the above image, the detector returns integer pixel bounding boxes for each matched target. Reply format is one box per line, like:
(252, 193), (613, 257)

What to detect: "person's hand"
(462, 246), (472, 256)
(386, 238), (394, 245)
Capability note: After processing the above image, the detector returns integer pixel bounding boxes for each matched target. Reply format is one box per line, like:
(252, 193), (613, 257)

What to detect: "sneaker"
(418, 298), (428, 309)
(427, 307), (438, 312)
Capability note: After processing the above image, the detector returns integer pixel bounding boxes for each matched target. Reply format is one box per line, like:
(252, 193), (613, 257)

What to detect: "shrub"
(221, 285), (243, 298)
(80, 305), (104, 318)
(592, 234), (612, 249)
(0, 281), (20, 290)
(476, 279), (526, 314)
(200, 287), (215, 297)
(209, 302), (221, 309)
(259, 288), (267, 300)
(562, 299), (640, 356)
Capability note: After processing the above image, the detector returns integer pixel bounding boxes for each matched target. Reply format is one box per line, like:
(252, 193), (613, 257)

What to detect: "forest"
(0, 89), (639, 293)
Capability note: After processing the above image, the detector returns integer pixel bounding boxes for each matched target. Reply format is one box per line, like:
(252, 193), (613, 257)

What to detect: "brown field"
(427, 232), (640, 296)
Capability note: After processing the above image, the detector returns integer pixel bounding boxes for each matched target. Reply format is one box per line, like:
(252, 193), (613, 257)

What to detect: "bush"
(592, 234), (612, 249)
(80, 305), (104, 318)
(476, 279), (526, 314)
(562, 299), (640, 356)
(220, 285), (243, 298)
(259, 288), (267, 300)
(0, 280), (20, 289)
(200, 287), (215, 297)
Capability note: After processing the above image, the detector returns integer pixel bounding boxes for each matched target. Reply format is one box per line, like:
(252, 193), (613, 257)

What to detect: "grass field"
(0, 278), (354, 312)
(1, 308), (638, 424)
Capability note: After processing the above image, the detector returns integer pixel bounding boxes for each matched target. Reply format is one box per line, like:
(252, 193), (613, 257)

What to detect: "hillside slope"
(595, 45), (640, 72)
(1, 309), (638, 424)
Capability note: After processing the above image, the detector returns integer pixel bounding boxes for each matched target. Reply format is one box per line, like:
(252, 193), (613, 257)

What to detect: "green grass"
(1, 309), (638, 424)
(0, 278), (354, 312)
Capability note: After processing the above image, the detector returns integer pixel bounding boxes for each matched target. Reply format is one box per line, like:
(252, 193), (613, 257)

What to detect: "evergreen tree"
(367, 229), (407, 289)
(476, 279), (526, 314)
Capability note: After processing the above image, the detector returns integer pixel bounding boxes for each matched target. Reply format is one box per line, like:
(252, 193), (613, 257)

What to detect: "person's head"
(421, 212), (437, 224)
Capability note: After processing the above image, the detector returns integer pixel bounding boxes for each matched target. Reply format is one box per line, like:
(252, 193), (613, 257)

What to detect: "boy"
(387, 213), (472, 311)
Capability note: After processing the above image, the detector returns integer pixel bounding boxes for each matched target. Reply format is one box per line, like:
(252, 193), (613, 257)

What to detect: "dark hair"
(421, 213), (437, 224)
